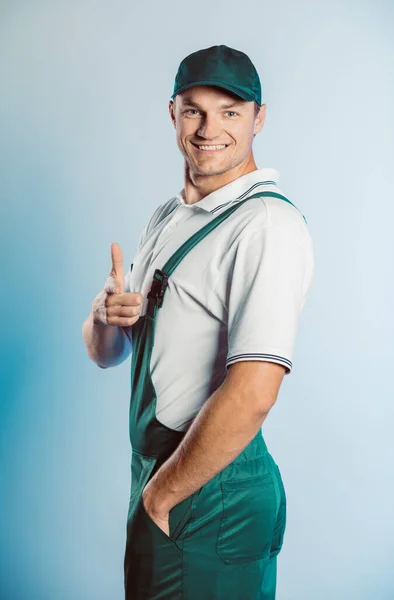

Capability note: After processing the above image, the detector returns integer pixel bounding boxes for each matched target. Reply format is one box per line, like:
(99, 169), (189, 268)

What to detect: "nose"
(197, 114), (223, 140)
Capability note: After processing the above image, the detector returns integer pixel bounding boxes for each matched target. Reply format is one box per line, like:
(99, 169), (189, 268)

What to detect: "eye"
(225, 111), (238, 117)
(186, 109), (200, 115)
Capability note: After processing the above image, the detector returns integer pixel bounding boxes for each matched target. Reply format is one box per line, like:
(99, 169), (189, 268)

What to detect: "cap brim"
(171, 80), (257, 103)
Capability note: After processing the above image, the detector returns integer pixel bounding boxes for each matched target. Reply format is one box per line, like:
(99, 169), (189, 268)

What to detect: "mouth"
(190, 142), (230, 153)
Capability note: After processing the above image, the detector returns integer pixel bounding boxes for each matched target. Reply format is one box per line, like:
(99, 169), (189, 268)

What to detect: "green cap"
(171, 44), (262, 106)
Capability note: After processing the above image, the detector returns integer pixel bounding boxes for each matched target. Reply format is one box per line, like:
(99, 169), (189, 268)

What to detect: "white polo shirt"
(123, 167), (314, 432)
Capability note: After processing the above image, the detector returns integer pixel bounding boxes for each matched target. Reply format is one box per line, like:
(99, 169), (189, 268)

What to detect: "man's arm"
(82, 312), (132, 368)
(82, 200), (168, 368)
(144, 360), (285, 516)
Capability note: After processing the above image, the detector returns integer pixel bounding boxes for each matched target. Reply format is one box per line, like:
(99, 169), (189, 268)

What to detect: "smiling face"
(169, 85), (266, 178)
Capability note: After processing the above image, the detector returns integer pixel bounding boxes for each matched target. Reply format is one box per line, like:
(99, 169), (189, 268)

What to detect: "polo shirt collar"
(175, 167), (279, 214)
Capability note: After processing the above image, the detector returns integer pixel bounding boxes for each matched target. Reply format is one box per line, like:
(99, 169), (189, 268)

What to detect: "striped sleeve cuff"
(226, 353), (292, 375)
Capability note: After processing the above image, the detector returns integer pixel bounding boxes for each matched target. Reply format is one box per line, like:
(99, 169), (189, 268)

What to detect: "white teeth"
(197, 144), (226, 150)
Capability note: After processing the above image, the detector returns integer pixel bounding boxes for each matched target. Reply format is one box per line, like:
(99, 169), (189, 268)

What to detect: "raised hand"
(91, 242), (143, 327)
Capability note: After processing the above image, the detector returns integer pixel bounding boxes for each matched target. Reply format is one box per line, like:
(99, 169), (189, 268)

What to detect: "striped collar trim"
(210, 180), (277, 214)
(175, 167), (280, 213)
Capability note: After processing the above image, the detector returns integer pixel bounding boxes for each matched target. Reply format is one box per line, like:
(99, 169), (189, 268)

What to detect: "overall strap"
(146, 191), (306, 313)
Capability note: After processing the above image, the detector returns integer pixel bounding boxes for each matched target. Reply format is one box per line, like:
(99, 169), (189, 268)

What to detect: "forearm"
(82, 312), (132, 368)
(148, 377), (270, 514)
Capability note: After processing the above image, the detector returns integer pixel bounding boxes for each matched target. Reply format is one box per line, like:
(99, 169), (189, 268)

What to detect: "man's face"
(169, 86), (265, 177)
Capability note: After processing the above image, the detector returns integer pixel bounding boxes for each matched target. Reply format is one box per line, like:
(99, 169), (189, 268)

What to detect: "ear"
(169, 100), (176, 128)
(253, 104), (267, 136)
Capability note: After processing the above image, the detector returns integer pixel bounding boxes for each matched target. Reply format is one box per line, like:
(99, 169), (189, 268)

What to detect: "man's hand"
(91, 242), (144, 327)
(141, 479), (171, 537)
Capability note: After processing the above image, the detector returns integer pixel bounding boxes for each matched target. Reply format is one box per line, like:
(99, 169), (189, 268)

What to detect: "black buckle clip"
(147, 269), (169, 308)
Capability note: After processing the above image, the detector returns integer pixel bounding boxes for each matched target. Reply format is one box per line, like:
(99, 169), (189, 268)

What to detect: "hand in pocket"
(141, 481), (171, 538)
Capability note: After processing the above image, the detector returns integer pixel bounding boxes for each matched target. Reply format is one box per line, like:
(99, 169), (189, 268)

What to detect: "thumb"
(110, 242), (125, 294)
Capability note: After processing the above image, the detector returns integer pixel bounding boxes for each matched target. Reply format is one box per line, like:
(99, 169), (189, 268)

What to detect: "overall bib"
(124, 191), (305, 599)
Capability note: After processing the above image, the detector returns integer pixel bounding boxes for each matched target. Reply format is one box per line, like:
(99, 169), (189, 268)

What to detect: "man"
(82, 44), (314, 600)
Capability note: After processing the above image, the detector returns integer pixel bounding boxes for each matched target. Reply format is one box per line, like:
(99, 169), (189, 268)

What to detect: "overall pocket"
(131, 450), (200, 549)
(169, 492), (198, 541)
(216, 472), (277, 565)
(137, 489), (200, 551)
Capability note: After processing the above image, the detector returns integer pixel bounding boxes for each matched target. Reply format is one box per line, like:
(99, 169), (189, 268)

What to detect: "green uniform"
(123, 191), (298, 599)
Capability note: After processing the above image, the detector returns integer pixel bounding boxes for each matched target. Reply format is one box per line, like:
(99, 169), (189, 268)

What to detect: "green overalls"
(124, 191), (306, 599)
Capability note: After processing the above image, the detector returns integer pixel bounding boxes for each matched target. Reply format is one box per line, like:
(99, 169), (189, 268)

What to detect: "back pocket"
(216, 473), (277, 565)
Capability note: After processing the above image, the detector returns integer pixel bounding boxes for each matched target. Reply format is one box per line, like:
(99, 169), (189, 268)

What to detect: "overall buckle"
(147, 269), (169, 308)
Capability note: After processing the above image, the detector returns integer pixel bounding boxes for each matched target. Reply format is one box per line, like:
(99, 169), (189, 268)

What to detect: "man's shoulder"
(261, 186), (306, 224)
(243, 186), (313, 250)
(146, 197), (179, 233)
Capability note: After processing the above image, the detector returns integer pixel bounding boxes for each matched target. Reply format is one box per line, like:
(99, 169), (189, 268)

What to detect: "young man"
(82, 44), (314, 599)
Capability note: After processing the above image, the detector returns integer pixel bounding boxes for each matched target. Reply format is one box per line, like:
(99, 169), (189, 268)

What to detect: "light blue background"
(1, 1), (393, 598)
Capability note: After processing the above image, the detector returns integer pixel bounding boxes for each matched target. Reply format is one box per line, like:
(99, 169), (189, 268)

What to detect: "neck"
(182, 154), (259, 206)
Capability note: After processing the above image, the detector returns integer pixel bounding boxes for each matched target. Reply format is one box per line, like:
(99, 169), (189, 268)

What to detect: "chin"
(195, 165), (233, 176)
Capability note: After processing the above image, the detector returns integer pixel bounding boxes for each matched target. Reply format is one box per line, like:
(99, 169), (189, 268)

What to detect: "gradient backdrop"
(1, 1), (393, 598)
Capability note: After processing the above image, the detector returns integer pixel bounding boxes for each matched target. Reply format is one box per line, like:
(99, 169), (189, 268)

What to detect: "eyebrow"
(181, 97), (245, 109)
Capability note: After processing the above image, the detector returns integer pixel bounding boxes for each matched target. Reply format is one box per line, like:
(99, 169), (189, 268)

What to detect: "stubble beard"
(186, 153), (245, 178)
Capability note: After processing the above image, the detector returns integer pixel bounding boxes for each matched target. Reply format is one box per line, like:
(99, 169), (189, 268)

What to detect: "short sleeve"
(225, 222), (314, 375)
